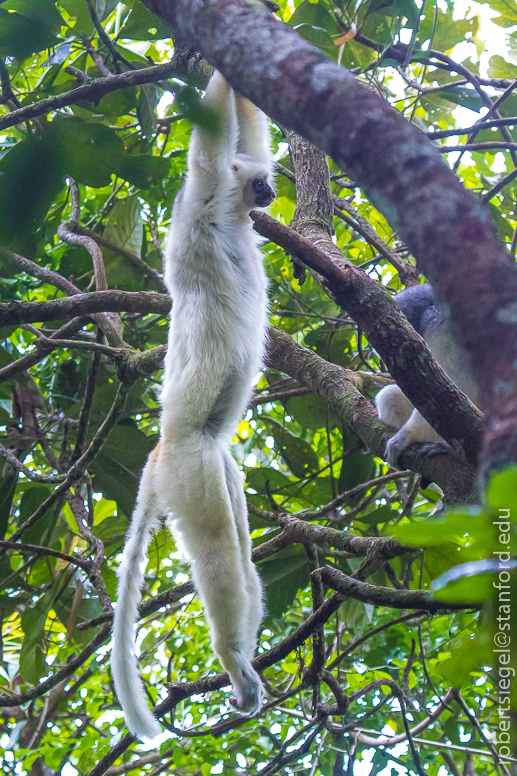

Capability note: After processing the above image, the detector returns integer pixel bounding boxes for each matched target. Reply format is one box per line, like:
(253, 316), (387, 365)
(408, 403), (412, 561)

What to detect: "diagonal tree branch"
(266, 327), (476, 502)
(319, 565), (482, 612)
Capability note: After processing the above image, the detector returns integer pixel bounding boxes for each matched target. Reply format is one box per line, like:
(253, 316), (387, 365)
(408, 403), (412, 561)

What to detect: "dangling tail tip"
(127, 714), (163, 742)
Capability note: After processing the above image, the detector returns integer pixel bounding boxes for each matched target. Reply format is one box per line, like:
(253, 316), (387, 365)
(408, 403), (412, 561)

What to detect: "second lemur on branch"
(376, 284), (479, 467)
(112, 71), (275, 740)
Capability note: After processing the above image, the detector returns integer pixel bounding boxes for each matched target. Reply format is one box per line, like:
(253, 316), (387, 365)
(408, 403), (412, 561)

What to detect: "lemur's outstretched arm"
(112, 72), (274, 742)
(235, 91), (274, 174)
(184, 71), (237, 196)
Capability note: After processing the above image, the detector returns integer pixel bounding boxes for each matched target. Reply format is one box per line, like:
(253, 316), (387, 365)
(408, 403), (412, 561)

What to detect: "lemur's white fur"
(111, 72), (274, 741)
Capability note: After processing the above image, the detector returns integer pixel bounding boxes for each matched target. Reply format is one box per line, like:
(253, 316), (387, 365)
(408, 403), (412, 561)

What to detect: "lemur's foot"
(417, 441), (451, 459)
(385, 434), (450, 470)
(229, 656), (264, 716)
(417, 441), (456, 488)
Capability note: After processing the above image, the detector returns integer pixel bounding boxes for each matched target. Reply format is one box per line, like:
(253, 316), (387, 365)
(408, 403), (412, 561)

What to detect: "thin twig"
(5, 383), (130, 545)
(69, 223), (167, 293)
(70, 331), (103, 465)
(0, 444), (64, 482)
(0, 626), (111, 707)
(0, 540), (92, 571)
(0, 60), (180, 131)
(429, 116), (517, 139)
(58, 182), (124, 346)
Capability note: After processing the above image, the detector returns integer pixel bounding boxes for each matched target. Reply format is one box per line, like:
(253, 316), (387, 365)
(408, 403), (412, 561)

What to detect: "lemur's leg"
(375, 384), (414, 430)
(223, 450), (264, 662)
(161, 433), (264, 715)
(385, 408), (442, 468)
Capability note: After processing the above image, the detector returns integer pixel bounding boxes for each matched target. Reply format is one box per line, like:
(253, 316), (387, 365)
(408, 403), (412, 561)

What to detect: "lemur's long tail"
(111, 452), (162, 741)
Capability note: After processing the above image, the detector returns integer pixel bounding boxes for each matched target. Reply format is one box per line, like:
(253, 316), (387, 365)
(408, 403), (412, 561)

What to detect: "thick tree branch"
(256, 215), (482, 464)
(0, 291), (170, 328)
(266, 326), (476, 502)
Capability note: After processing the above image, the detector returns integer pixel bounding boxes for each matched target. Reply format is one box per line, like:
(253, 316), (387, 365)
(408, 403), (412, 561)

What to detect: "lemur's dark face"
(251, 177), (275, 207)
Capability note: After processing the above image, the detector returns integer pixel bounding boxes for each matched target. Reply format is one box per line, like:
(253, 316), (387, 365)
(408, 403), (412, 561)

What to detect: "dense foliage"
(0, 0), (516, 774)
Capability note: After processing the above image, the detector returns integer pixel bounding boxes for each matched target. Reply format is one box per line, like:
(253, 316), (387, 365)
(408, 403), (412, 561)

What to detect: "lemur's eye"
(252, 179), (266, 191)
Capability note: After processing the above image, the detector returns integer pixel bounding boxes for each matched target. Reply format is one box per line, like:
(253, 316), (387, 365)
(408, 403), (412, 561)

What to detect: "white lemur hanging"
(111, 71), (275, 741)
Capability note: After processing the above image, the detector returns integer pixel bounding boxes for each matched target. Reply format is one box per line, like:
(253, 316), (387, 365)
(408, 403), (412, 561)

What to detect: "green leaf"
(89, 420), (156, 516)
(436, 85), (484, 112)
(93, 87), (137, 118)
(487, 0), (517, 27)
(21, 602), (49, 638)
(488, 55), (517, 80)
(119, 3), (171, 39)
(338, 451), (376, 493)
(292, 23), (334, 47)
(0, 594), (18, 618)
(508, 30), (517, 64)
(487, 466), (517, 512)
(0, 344), (15, 369)
(288, 0), (328, 25)
(94, 0), (119, 22)
(19, 636), (46, 683)
(429, 14), (478, 51)
(0, 135), (65, 244)
(285, 393), (338, 430)
(19, 594), (53, 683)
(431, 559), (516, 603)
(176, 85), (220, 131)
(117, 155), (171, 189)
(53, 358), (88, 411)
(246, 467), (294, 493)
(137, 84), (158, 139)
(328, 327), (353, 367)
(270, 423), (319, 478)
(0, 473), (16, 540)
(94, 512), (129, 542)
(488, 202), (514, 241)
(19, 486), (53, 545)
(0, 0), (64, 59)
(390, 509), (493, 548)
(258, 546), (310, 619)
(368, 0), (418, 25)
(105, 195), (143, 257)
(358, 504), (396, 525)
(58, 0), (95, 33)
(53, 117), (125, 188)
